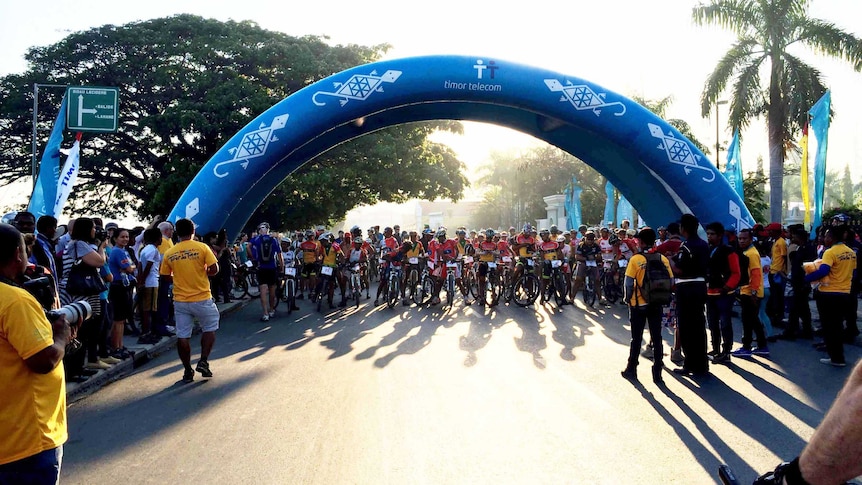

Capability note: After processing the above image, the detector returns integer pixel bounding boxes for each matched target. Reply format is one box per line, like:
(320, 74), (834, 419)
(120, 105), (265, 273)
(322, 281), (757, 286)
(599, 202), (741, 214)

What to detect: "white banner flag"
(54, 140), (80, 216)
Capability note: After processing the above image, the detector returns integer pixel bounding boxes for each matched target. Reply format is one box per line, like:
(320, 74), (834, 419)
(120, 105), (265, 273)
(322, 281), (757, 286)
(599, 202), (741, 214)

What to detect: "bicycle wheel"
(286, 280), (296, 315)
(446, 274), (455, 306)
(231, 277), (248, 300)
(407, 269), (419, 304)
(387, 277), (399, 309)
(420, 275), (434, 305)
(489, 271), (502, 306)
(553, 271), (567, 306)
(317, 279), (327, 312)
(354, 277), (361, 308)
(467, 268), (480, 298)
(512, 275), (539, 307)
(583, 275), (596, 307)
(246, 272), (261, 298)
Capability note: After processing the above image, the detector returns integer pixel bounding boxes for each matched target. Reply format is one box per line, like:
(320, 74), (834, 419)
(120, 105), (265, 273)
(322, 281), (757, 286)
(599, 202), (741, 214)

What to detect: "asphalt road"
(62, 293), (861, 484)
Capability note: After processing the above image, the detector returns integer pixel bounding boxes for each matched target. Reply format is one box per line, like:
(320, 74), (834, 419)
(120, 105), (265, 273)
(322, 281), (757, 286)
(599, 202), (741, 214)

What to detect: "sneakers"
(182, 368), (195, 383)
(707, 349), (719, 358)
(752, 347), (770, 357)
(731, 347), (753, 357)
(297, 293), (305, 300)
(261, 314), (270, 322)
(269, 309), (276, 318)
(195, 360), (213, 378)
(711, 352), (730, 364)
(137, 334), (161, 345)
(100, 355), (122, 365)
(670, 349), (684, 365)
(641, 343), (654, 360)
(820, 358), (847, 367)
(620, 368), (637, 380)
(85, 360), (111, 370)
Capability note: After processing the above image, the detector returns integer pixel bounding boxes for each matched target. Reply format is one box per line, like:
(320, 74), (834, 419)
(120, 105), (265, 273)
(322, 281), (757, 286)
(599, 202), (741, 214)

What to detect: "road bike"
(511, 257), (540, 307)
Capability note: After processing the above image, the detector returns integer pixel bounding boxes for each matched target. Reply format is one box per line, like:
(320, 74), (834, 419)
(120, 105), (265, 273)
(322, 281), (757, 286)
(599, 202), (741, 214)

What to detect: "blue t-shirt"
(251, 235), (279, 270)
(108, 246), (134, 286)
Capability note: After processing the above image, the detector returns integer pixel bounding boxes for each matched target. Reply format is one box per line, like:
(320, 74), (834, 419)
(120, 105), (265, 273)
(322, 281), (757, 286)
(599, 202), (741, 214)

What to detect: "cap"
(765, 222), (782, 231)
(105, 222), (119, 230)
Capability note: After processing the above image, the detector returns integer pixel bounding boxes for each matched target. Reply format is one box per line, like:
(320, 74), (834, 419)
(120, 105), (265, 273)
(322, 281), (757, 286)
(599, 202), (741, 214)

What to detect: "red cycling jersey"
(428, 239), (458, 262)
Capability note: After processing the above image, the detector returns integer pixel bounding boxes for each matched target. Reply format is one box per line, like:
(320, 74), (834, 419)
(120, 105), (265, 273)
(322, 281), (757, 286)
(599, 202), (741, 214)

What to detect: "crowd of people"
(1, 208), (860, 483)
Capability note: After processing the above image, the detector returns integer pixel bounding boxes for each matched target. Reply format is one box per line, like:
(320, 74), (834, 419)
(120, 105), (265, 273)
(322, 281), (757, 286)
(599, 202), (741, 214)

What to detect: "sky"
(1, 0), (861, 221)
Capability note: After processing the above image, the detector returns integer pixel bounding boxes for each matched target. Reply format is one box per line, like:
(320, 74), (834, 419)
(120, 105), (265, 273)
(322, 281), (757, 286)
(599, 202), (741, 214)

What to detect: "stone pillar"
(544, 194), (567, 232)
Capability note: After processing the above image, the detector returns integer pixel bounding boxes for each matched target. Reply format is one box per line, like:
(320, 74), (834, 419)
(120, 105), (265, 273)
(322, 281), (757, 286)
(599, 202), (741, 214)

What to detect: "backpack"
(259, 236), (273, 264)
(638, 253), (673, 305)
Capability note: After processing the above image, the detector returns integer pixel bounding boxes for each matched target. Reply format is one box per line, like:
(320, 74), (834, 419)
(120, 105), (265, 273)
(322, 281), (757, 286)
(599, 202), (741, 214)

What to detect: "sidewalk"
(66, 298), (252, 403)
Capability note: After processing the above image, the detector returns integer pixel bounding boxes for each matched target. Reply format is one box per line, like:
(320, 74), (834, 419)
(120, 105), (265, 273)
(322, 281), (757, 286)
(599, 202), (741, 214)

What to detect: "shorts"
(477, 261), (495, 277)
(257, 267), (277, 286)
(139, 287), (158, 312)
(575, 261), (599, 280)
(301, 263), (318, 278)
(109, 284), (134, 322)
(174, 299), (220, 338)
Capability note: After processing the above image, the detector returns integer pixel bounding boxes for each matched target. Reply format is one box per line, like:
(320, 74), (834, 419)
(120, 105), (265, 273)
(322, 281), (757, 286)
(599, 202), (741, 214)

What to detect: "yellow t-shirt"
(740, 246), (764, 298)
(0, 283), (67, 465)
(160, 239), (217, 302)
(157, 236), (174, 256)
(771, 237), (788, 274)
(404, 241), (425, 259)
(819, 243), (857, 294)
(625, 253), (673, 307)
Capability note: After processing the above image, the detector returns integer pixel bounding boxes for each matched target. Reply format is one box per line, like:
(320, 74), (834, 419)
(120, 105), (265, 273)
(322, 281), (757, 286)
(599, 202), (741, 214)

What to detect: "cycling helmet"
(319, 232), (334, 241)
(365, 238), (373, 244)
(485, 229), (495, 238)
(435, 229), (447, 239)
(584, 230), (596, 237)
(523, 223), (533, 233)
(549, 224), (559, 234)
(832, 213), (850, 223)
(422, 228), (433, 235)
(281, 237), (292, 245)
(578, 224), (588, 232)
(626, 229), (637, 237)
(384, 226), (393, 233)
(556, 235), (566, 243)
(456, 229), (466, 237)
(539, 228), (550, 237)
(350, 225), (361, 237)
(500, 231), (509, 238)
(608, 234), (621, 245)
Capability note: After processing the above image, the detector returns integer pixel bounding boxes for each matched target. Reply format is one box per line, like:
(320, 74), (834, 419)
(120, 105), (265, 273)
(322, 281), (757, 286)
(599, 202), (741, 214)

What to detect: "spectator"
(780, 228), (816, 340)
(107, 228), (137, 357)
(705, 222), (740, 364)
(755, 239), (777, 341)
(731, 229), (770, 358)
(766, 222), (789, 330)
(669, 214), (710, 376)
(159, 218), (220, 383)
(12, 211), (36, 235)
(137, 228), (163, 344)
(0, 223), (70, 484)
(842, 227), (860, 343)
(655, 222), (684, 364)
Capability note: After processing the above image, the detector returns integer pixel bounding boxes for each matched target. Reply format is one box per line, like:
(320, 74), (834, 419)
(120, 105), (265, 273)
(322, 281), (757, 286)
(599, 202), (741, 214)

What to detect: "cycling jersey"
(539, 240), (560, 261)
(403, 241), (425, 259)
(317, 243), (341, 267)
(618, 239), (635, 260)
(455, 239), (471, 257)
(515, 234), (536, 258)
(348, 248), (366, 264)
(382, 236), (400, 261)
(300, 240), (320, 264)
(477, 241), (497, 262)
(496, 240), (511, 261)
(599, 237), (615, 262)
(577, 242), (601, 260)
(428, 239), (457, 262)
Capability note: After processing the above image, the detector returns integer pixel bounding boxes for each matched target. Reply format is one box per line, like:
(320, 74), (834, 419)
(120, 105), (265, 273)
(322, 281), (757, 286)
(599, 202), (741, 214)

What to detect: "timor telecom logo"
(443, 59), (503, 92)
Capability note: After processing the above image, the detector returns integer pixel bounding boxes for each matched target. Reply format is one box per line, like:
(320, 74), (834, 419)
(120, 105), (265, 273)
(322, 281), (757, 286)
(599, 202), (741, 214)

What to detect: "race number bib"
(527, 259), (535, 267)
(245, 261), (253, 268)
(618, 259), (628, 268)
(285, 267), (296, 277)
(551, 259), (562, 268)
(586, 260), (597, 267)
(488, 262), (497, 269)
(463, 256), (473, 264)
(321, 266), (333, 276)
(502, 256), (512, 263)
(409, 257), (419, 265)
(428, 261), (435, 269)
(446, 262), (458, 269)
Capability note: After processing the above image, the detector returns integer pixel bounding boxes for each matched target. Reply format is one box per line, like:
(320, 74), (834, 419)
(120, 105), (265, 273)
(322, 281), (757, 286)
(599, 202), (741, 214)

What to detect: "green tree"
(0, 15), (466, 226)
(693, 0), (862, 223)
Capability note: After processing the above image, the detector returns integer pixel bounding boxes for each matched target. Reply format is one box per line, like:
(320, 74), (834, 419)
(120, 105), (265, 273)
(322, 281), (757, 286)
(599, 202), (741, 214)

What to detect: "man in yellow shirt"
(805, 225), (857, 366)
(0, 223), (70, 483)
(620, 227), (673, 384)
(731, 229), (770, 358)
(160, 218), (219, 383)
(766, 222), (788, 328)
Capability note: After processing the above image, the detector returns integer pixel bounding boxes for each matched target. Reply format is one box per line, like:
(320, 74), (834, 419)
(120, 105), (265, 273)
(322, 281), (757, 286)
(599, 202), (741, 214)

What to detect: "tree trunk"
(767, 56), (785, 224)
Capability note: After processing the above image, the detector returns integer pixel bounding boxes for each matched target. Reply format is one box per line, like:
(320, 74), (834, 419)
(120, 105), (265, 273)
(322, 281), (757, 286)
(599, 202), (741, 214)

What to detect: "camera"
(47, 301), (93, 326)
(94, 226), (108, 242)
(23, 275), (56, 311)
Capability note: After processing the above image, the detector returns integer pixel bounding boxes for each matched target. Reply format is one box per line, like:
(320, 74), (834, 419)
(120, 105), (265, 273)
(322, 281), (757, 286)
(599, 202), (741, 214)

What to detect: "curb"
(66, 298), (253, 403)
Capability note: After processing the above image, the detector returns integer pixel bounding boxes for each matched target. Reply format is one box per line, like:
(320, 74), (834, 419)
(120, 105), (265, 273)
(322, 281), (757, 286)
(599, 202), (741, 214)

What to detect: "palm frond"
(700, 37), (764, 116)
(692, 0), (761, 36)
(792, 18), (862, 71)
(728, 57), (764, 136)
(782, 53), (829, 132)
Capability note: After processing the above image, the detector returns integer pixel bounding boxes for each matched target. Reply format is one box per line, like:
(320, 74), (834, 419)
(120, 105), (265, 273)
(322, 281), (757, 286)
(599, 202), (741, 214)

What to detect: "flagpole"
(31, 83), (69, 188)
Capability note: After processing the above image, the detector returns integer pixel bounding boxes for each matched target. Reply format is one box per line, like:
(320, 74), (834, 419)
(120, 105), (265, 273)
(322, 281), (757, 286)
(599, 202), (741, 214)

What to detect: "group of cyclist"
(238, 220), (650, 319)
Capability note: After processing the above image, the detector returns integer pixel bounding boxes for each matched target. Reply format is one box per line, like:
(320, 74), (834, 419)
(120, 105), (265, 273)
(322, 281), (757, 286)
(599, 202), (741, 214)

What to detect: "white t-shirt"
(139, 244), (162, 288)
(760, 256), (771, 289)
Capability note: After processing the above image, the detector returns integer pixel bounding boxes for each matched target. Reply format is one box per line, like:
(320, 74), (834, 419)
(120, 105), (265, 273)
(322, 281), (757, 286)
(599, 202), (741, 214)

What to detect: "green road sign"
(66, 86), (119, 133)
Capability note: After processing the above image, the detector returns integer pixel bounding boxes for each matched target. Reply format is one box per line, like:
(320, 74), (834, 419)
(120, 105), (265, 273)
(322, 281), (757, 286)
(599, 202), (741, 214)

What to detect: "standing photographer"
(0, 223), (70, 483)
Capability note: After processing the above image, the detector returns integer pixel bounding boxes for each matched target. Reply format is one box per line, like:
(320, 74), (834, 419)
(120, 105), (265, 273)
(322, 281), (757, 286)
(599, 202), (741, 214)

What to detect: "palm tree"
(631, 94), (711, 154)
(693, 0), (862, 223)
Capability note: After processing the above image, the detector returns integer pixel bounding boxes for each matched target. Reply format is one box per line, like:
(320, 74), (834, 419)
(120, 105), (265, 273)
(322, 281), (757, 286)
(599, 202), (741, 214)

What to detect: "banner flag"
(616, 195), (633, 227)
(27, 95), (68, 218)
(809, 90), (830, 233)
(721, 129), (744, 198)
(603, 181), (615, 227)
(54, 139), (80, 216)
(564, 176), (583, 230)
(800, 123), (811, 227)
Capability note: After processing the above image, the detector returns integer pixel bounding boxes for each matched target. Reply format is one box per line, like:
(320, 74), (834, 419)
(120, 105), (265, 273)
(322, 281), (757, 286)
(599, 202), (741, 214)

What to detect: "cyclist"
(572, 230), (602, 303)
(341, 235), (368, 301)
(279, 237), (301, 312)
(401, 231), (425, 305)
(537, 229), (565, 303)
(428, 229), (458, 305)
(454, 229), (474, 303)
(315, 232), (344, 308)
(250, 222), (283, 321)
(374, 227), (402, 306)
(511, 223), (537, 288)
(598, 227), (619, 305)
(298, 230), (320, 301)
(476, 229), (501, 306)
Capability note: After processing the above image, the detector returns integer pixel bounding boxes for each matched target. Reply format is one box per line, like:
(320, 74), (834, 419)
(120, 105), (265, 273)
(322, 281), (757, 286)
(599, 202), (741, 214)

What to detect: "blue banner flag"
(722, 130), (744, 198)
(603, 181), (615, 227)
(808, 90), (831, 233)
(564, 176), (583, 230)
(28, 95), (68, 218)
(617, 195), (633, 227)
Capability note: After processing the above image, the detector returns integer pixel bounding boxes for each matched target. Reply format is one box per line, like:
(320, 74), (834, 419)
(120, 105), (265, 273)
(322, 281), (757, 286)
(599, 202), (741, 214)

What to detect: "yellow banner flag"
(801, 124), (811, 227)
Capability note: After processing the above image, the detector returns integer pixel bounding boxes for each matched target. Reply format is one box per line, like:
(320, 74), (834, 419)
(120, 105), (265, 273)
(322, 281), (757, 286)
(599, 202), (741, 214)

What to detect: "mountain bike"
(582, 260), (598, 307)
(346, 262), (363, 308)
(600, 262), (622, 304)
(386, 263), (403, 309)
(444, 261), (459, 307)
(280, 260), (298, 314)
(479, 261), (503, 306)
(230, 261), (261, 299)
(405, 257), (423, 305)
(512, 257), (540, 307)
(314, 264), (336, 312)
(415, 261), (435, 305)
(542, 259), (568, 306)
(461, 256), (476, 300)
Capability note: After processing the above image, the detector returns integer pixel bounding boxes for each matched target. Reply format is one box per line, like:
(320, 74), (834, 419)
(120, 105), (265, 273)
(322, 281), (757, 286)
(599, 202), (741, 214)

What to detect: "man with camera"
(0, 223), (70, 483)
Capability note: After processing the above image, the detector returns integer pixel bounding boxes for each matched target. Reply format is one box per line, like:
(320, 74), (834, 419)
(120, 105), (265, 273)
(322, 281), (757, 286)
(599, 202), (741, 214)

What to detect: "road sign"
(66, 86), (119, 133)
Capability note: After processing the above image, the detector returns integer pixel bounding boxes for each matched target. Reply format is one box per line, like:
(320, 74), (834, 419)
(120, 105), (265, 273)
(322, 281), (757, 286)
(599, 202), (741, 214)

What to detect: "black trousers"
(676, 281), (708, 373)
(627, 303), (663, 369)
(844, 281), (860, 336)
(815, 291), (851, 364)
(738, 294), (767, 349)
(787, 283), (812, 336)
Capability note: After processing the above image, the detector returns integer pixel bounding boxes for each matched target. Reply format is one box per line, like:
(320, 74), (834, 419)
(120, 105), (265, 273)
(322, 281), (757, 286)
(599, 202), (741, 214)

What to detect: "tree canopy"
(0, 14), (467, 229)
(693, 0), (862, 223)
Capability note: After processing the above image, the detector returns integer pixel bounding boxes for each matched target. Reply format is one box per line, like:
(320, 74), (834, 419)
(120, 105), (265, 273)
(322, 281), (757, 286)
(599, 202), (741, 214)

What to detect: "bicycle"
(346, 262), (363, 308)
(416, 261), (435, 305)
(541, 259), (568, 306)
(478, 260), (503, 306)
(511, 257), (540, 307)
(461, 255), (477, 300)
(404, 256), (423, 305)
(314, 264), (336, 312)
(600, 262), (622, 304)
(443, 260), (459, 307)
(281, 260), (299, 315)
(386, 263), (403, 309)
(368, 249), (380, 282)
(230, 261), (261, 299)
(582, 260), (599, 307)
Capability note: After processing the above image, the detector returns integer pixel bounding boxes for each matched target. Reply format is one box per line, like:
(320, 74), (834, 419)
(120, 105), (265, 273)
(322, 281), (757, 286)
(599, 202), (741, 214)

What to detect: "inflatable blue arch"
(168, 55), (755, 237)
